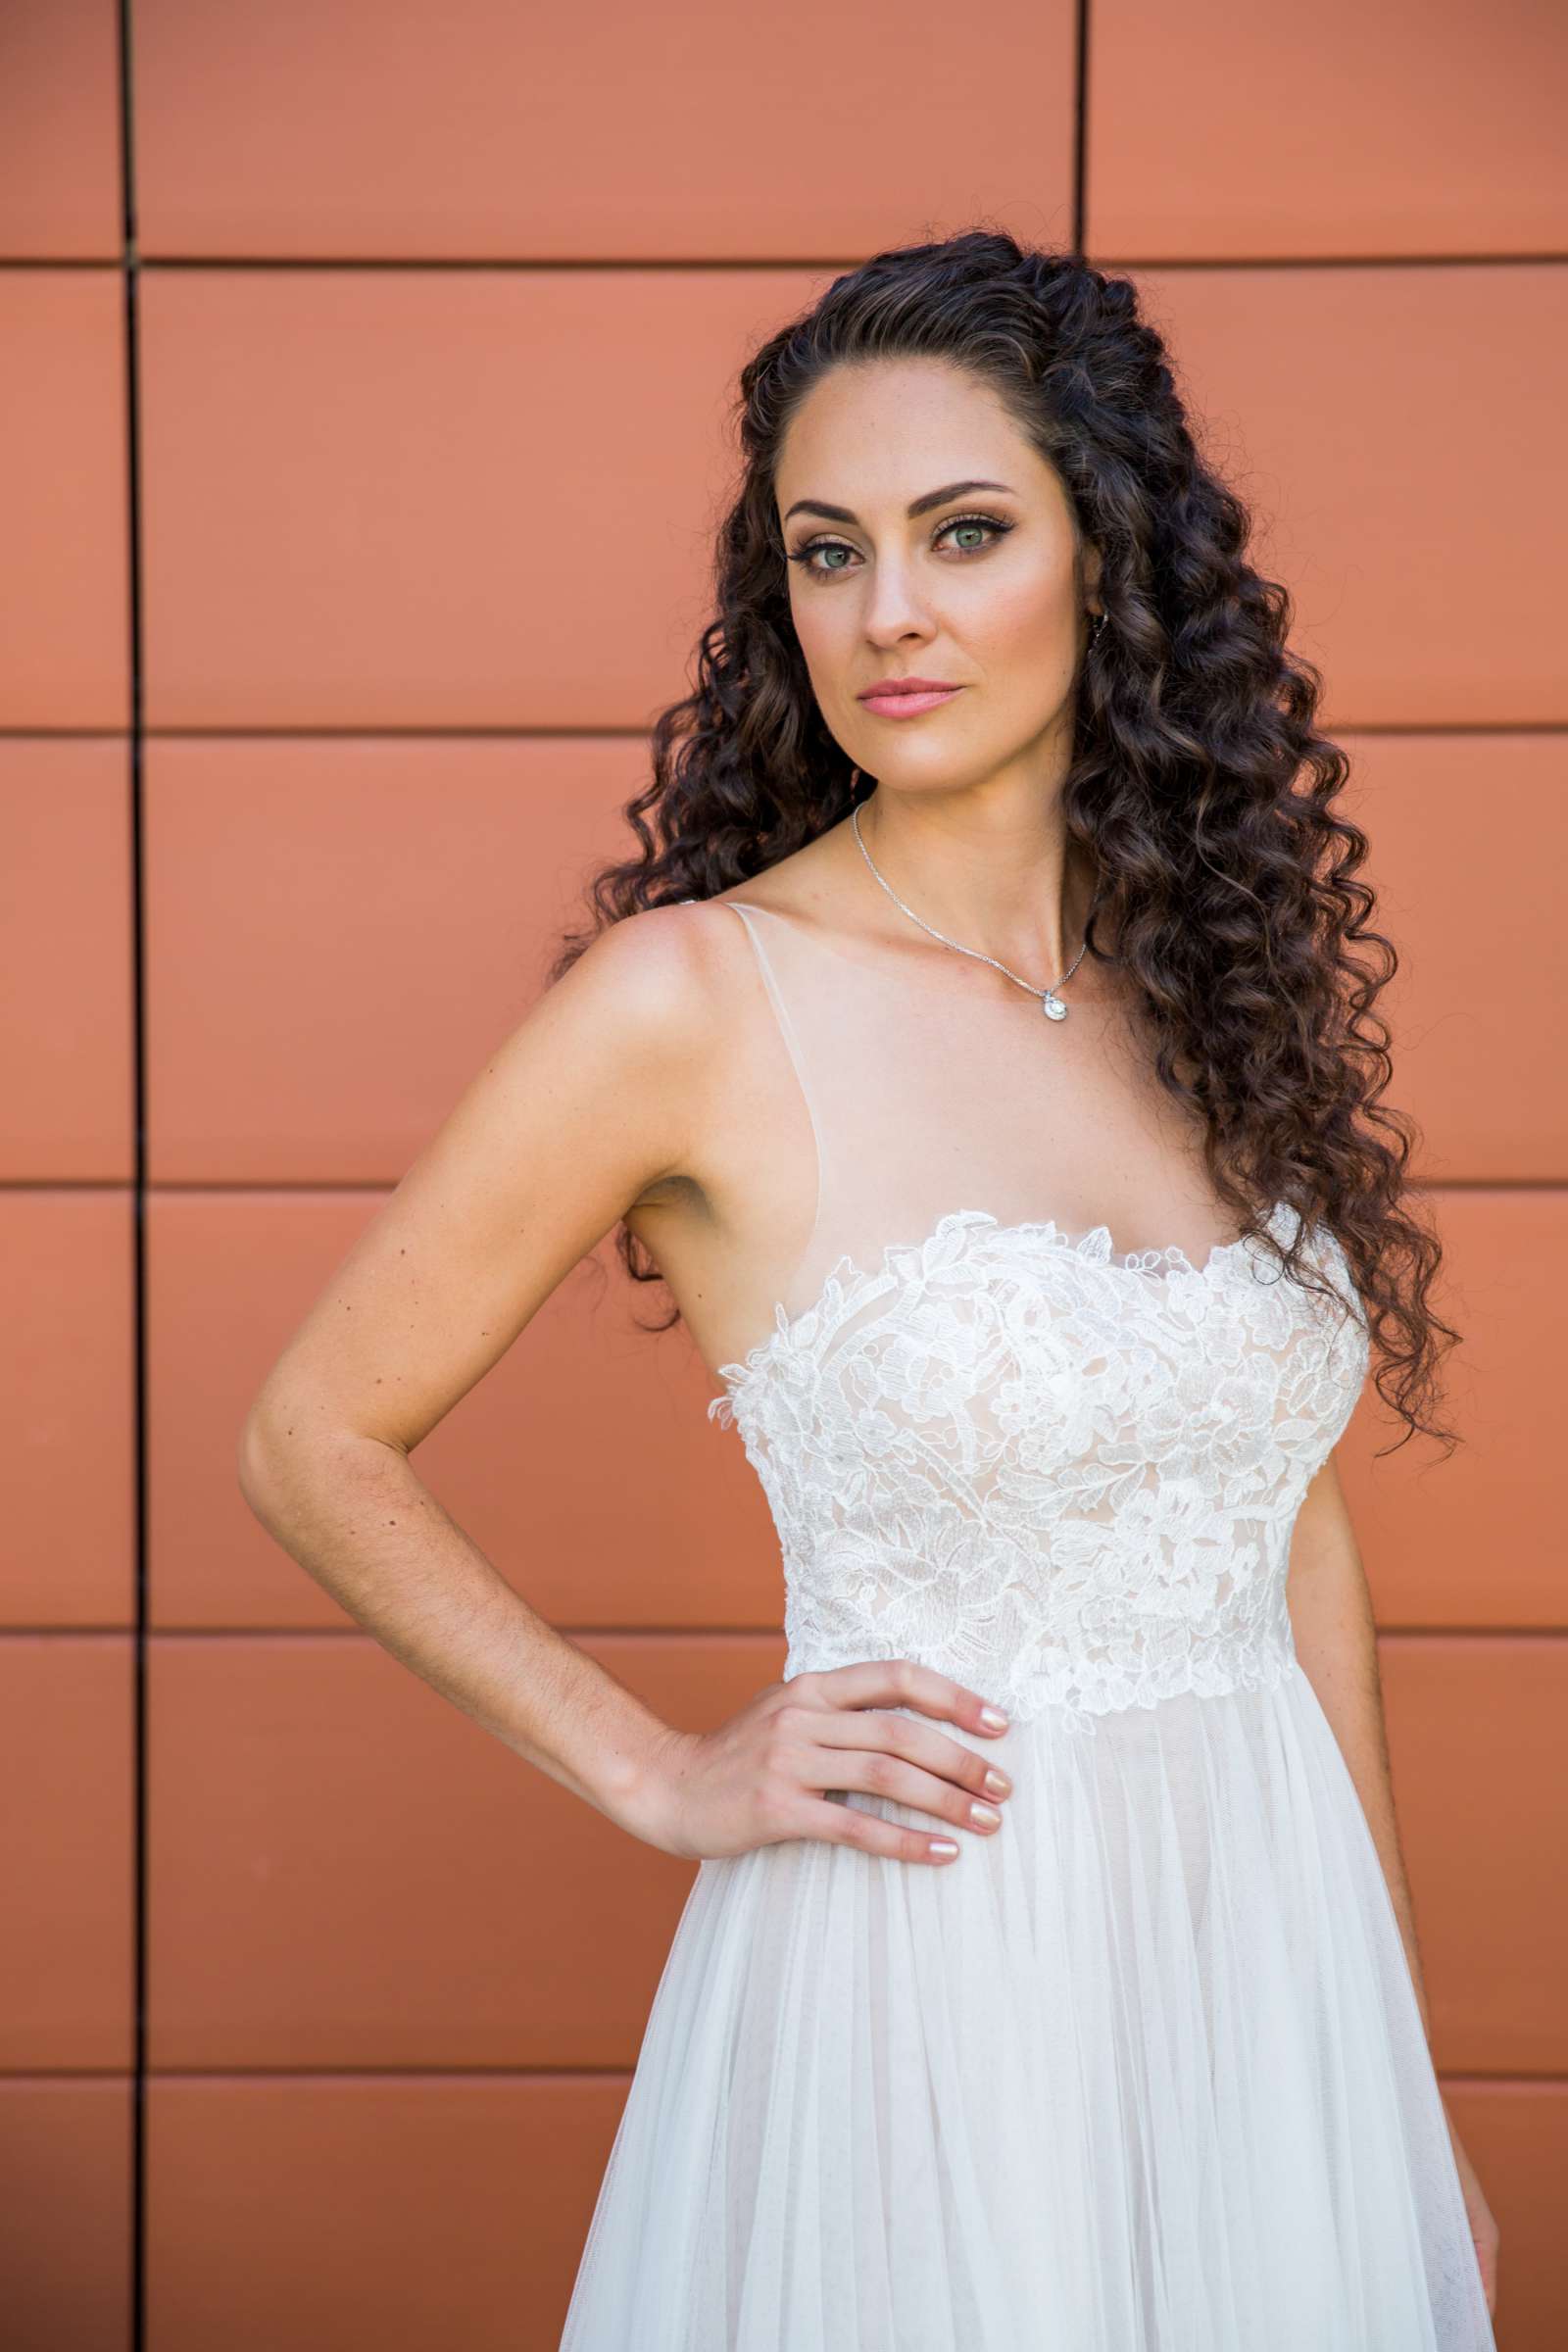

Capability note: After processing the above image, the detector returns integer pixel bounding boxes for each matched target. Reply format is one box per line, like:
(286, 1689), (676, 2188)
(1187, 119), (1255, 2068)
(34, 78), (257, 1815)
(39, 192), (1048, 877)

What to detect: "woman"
(241, 230), (1500, 2346)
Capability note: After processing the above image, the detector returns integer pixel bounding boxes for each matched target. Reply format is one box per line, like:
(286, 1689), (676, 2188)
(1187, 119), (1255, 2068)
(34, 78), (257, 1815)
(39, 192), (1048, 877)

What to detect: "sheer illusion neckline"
(720, 895), (1112, 1007)
(711, 1200), (1298, 1404)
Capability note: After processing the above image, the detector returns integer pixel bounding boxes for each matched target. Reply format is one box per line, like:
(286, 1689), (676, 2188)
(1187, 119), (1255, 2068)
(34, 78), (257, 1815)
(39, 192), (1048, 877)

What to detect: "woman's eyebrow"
(781, 478), (1016, 526)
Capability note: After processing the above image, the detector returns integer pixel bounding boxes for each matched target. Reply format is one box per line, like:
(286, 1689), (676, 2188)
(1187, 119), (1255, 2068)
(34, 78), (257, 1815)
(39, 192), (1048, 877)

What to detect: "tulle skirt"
(560, 1661), (1494, 2349)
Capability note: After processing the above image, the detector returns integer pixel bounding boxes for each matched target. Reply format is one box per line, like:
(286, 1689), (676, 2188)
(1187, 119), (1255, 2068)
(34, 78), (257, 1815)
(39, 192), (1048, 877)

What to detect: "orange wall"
(2, 3), (1565, 2345)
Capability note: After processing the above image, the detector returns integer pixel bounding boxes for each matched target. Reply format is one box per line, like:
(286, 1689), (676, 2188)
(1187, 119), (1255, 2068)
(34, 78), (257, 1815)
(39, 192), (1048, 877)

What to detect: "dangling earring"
(1089, 609), (1106, 645)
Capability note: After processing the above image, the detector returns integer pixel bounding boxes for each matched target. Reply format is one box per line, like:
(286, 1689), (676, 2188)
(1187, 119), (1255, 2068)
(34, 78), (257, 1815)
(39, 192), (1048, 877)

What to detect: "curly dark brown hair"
(547, 226), (1459, 1460)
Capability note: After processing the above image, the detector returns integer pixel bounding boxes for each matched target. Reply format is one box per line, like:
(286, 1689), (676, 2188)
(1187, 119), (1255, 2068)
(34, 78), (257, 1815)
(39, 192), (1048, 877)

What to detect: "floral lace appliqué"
(706, 1204), (1370, 1730)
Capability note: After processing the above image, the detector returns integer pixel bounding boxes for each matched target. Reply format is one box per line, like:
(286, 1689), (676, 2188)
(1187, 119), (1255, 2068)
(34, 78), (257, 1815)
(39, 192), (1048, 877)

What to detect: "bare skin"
(238, 886), (1016, 1873)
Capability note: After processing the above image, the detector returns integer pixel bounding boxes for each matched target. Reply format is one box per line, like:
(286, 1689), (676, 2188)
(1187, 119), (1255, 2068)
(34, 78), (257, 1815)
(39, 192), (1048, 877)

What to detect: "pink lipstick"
(858, 679), (964, 718)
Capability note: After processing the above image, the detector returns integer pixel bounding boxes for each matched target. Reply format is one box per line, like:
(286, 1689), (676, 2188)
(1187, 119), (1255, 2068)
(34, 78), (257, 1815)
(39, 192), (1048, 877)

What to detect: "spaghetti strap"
(712, 902), (827, 1320)
(676, 898), (829, 1345)
(713, 906), (828, 1188)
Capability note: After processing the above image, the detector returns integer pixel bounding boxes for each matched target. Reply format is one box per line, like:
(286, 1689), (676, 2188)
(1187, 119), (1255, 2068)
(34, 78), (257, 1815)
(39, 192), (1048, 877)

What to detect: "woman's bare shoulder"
(546, 892), (793, 1086)
(563, 892), (759, 1002)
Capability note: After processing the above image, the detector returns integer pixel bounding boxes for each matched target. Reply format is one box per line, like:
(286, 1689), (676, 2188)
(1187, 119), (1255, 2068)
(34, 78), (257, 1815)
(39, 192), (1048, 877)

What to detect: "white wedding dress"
(560, 898), (1495, 2350)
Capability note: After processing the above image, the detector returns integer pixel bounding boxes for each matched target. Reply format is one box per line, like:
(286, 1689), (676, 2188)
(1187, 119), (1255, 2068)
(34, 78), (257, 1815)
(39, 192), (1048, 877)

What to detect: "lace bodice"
(690, 898), (1371, 1729)
(708, 1200), (1368, 1727)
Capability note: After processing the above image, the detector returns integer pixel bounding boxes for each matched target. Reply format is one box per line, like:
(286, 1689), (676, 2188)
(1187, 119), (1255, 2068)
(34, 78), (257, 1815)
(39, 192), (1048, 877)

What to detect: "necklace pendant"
(1042, 992), (1068, 1021)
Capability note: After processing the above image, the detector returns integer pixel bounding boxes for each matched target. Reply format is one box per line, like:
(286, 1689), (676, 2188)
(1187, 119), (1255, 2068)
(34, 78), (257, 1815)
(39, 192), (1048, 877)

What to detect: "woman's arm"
(237, 904), (726, 1850)
(238, 900), (1018, 1878)
(1287, 1453), (1499, 2317)
(1285, 1453), (1432, 2030)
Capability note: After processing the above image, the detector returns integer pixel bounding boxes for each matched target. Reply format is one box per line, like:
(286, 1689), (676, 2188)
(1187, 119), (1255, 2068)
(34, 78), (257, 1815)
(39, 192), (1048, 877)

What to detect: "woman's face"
(774, 357), (1099, 799)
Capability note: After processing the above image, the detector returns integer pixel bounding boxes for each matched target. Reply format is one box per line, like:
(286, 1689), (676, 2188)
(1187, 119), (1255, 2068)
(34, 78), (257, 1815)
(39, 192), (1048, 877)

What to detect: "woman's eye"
(792, 540), (858, 575)
(936, 514), (1009, 556)
(787, 513), (1012, 576)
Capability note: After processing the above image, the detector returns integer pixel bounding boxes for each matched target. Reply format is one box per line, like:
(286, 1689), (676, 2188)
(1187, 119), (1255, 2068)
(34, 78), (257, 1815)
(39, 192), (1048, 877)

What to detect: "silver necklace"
(850, 789), (1089, 1021)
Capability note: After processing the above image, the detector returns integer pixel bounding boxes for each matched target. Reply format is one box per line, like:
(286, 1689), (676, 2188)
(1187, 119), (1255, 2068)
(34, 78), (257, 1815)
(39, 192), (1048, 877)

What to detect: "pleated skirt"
(560, 1662), (1494, 2350)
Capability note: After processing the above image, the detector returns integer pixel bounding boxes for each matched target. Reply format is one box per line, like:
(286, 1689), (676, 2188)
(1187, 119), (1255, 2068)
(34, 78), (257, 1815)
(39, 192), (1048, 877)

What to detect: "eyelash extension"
(787, 511), (1013, 575)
